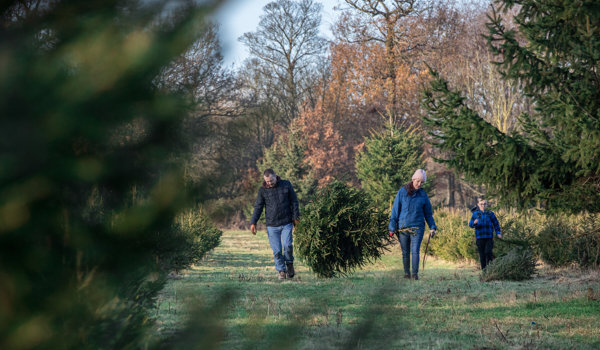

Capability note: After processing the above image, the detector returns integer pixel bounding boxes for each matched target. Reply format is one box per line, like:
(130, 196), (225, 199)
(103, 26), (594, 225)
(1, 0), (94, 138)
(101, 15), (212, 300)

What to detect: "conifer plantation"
(2, 0), (599, 349)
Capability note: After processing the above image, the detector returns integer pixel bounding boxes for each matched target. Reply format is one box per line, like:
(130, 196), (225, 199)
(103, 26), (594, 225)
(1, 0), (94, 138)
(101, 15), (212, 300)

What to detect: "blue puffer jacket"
(388, 185), (437, 234)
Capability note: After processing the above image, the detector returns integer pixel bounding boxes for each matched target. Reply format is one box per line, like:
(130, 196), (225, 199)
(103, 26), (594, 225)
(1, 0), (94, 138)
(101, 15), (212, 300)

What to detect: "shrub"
(536, 220), (578, 267)
(429, 208), (540, 264)
(429, 208), (599, 269)
(491, 215), (536, 258)
(159, 207), (222, 273)
(481, 247), (537, 281)
(428, 209), (478, 262)
(574, 215), (600, 267)
(295, 181), (391, 278)
(536, 214), (600, 268)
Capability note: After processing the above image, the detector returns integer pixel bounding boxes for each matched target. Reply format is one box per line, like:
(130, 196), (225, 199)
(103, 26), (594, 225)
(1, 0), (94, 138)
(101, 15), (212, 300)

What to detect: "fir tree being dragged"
(294, 181), (392, 278)
(481, 247), (537, 282)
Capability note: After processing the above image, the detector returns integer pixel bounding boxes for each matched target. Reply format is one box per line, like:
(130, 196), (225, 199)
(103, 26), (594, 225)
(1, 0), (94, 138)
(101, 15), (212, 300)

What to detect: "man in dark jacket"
(250, 169), (300, 280)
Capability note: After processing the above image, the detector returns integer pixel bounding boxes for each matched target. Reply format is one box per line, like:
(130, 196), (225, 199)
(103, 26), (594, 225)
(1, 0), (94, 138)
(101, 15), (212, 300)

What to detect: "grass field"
(156, 230), (600, 349)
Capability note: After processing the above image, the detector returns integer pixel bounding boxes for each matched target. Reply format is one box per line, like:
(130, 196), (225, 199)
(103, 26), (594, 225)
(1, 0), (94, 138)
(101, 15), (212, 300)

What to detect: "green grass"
(155, 230), (600, 349)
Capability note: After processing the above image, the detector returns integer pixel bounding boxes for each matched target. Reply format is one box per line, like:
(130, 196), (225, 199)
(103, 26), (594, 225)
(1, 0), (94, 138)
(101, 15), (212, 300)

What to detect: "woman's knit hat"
(412, 169), (427, 183)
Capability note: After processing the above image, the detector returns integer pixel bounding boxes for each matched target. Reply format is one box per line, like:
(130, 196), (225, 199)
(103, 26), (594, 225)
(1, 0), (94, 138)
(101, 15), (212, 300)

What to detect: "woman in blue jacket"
(389, 169), (437, 280)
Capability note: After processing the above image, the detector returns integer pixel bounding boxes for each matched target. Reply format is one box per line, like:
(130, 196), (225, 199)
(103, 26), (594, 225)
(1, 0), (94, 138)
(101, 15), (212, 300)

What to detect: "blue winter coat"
(388, 186), (437, 234)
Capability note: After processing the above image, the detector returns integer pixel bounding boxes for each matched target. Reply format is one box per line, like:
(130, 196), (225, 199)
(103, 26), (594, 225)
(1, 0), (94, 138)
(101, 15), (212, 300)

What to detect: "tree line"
(188, 0), (541, 226)
(214, 0), (597, 220)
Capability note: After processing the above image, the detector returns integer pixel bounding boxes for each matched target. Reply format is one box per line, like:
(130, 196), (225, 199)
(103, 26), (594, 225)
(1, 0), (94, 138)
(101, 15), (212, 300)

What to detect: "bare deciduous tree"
(342, 0), (426, 115)
(239, 0), (327, 125)
(158, 22), (243, 190)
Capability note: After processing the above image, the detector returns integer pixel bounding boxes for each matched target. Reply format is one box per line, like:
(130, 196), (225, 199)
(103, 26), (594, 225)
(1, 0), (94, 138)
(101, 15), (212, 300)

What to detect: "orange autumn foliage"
(296, 103), (352, 186)
(295, 37), (428, 184)
(292, 6), (467, 186)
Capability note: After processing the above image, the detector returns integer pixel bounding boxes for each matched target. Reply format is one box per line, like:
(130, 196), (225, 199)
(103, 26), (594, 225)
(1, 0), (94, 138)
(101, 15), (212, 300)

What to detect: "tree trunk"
(385, 17), (397, 115)
(447, 172), (455, 207)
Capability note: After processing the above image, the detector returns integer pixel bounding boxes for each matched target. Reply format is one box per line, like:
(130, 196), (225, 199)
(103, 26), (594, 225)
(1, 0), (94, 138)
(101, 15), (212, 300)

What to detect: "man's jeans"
(398, 228), (424, 275)
(266, 223), (294, 272)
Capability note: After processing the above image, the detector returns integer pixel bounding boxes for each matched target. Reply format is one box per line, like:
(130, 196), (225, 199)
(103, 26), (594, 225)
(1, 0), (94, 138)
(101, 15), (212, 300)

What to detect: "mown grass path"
(156, 230), (600, 349)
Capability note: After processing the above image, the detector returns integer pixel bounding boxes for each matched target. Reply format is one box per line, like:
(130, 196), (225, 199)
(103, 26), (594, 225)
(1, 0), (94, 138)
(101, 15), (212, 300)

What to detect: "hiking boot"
(278, 271), (286, 280)
(404, 274), (411, 279)
(412, 274), (419, 280)
(286, 263), (295, 278)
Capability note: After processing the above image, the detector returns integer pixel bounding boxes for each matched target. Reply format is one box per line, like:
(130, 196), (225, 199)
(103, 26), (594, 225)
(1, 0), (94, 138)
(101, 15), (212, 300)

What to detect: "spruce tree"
(294, 181), (391, 278)
(422, 0), (600, 213)
(259, 120), (317, 204)
(355, 119), (425, 212)
(481, 247), (537, 282)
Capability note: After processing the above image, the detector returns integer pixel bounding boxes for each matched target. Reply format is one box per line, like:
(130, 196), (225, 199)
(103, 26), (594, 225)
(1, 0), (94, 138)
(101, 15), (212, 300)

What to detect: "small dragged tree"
(295, 181), (392, 278)
(481, 247), (537, 282)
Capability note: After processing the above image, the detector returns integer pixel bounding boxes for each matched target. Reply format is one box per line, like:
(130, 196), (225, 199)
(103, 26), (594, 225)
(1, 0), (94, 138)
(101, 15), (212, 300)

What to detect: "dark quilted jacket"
(250, 178), (300, 227)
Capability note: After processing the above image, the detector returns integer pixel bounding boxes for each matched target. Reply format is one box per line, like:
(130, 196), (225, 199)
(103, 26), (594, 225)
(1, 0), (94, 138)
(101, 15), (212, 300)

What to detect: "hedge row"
(428, 209), (600, 269)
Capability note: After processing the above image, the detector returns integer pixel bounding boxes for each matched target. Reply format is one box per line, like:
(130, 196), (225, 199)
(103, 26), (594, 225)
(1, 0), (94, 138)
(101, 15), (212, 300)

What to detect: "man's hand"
(430, 229), (436, 238)
(473, 219), (478, 225)
(250, 224), (257, 235)
(497, 233), (503, 239)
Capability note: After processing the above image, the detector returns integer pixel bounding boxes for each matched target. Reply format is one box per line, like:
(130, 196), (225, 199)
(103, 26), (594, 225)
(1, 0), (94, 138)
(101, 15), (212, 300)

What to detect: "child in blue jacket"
(469, 197), (502, 270)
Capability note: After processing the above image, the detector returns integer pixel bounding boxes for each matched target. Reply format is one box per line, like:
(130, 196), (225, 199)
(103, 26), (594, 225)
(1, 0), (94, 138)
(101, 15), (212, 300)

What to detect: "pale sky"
(213, 0), (340, 67)
(212, 0), (489, 67)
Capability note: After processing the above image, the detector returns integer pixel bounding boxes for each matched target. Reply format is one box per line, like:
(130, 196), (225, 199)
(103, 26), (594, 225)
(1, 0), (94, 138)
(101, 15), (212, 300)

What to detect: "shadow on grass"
(209, 272), (412, 350)
(158, 270), (413, 348)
